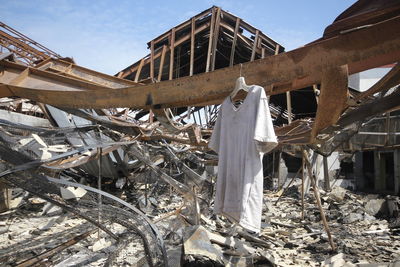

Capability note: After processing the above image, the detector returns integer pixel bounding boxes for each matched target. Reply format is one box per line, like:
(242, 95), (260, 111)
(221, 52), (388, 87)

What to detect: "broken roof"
(116, 6), (284, 82)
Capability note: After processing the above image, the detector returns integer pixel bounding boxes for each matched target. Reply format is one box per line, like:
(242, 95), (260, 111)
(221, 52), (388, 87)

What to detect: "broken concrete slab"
(91, 238), (112, 252)
(329, 186), (347, 202)
(0, 109), (52, 128)
(183, 225), (225, 266)
(208, 230), (256, 256)
(365, 199), (387, 216)
(343, 212), (364, 224)
(60, 186), (87, 200)
(41, 203), (63, 216)
(321, 253), (356, 267)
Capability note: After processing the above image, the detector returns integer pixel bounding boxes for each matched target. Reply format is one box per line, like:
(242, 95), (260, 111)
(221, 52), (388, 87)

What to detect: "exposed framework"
(0, 1), (399, 146)
(0, 13), (399, 142)
(0, 21), (61, 66)
(115, 6), (285, 134)
(116, 6), (283, 82)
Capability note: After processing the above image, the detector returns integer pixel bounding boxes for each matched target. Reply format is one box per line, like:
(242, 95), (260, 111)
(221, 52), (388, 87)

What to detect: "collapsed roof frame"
(116, 6), (283, 82)
(0, 12), (399, 144)
(115, 6), (286, 135)
(0, 1), (398, 147)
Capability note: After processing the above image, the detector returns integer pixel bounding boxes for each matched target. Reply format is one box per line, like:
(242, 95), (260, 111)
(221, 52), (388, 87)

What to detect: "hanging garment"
(209, 85), (278, 233)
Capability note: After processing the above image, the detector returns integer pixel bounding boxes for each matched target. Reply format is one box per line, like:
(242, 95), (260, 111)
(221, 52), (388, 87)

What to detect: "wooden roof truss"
(116, 6), (283, 82)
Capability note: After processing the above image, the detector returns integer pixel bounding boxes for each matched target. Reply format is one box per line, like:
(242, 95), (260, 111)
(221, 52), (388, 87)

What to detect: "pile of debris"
(261, 184), (400, 266)
(1, 177), (400, 266)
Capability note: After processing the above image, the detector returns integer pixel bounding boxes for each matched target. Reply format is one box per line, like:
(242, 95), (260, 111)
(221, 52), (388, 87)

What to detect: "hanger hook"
(240, 63), (243, 77)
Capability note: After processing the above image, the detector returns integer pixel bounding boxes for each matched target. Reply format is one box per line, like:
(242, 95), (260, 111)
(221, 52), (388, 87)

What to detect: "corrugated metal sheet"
(46, 105), (123, 178)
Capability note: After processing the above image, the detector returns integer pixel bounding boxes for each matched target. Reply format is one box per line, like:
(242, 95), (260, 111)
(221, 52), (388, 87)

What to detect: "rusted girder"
(310, 65), (348, 142)
(36, 58), (138, 88)
(0, 16), (399, 110)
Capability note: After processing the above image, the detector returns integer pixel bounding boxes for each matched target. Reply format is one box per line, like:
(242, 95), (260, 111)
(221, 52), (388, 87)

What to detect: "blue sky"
(0, 0), (357, 75)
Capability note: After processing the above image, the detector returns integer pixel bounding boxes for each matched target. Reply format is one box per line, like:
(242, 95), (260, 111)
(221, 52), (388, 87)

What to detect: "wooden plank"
(251, 30), (259, 61)
(169, 28), (175, 80)
(286, 91), (292, 124)
(302, 149), (336, 251)
(205, 8), (215, 72)
(311, 65), (348, 141)
(229, 18), (240, 67)
(134, 59), (145, 82)
(174, 22), (210, 47)
(219, 21), (256, 51)
(323, 156), (331, 191)
(157, 45), (167, 81)
(190, 18), (195, 76)
(238, 19), (257, 35)
(150, 7), (213, 45)
(210, 7), (221, 71)
(120, 23), (210, 79)
(149, 110), (154, 123)
(1, 15), (399, 113)
(150, 40), (154, 79)
(284, 25), (291, 124)
(274, 44), (280, 55)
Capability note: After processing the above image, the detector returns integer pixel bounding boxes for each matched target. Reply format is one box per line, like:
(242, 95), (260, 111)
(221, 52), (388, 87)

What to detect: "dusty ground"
(260, 185), (400, 266)
(1, 183), (400, 266)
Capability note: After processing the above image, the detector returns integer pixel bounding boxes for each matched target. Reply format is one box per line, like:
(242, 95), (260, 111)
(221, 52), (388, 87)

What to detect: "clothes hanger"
(230, 64), (251, 100)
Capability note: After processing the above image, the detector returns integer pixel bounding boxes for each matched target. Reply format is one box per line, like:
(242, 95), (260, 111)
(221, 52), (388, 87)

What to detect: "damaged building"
(0, 0), (400, 266)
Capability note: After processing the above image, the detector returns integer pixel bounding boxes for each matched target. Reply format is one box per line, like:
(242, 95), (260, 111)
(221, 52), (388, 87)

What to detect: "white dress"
(209, 85), (277, 232)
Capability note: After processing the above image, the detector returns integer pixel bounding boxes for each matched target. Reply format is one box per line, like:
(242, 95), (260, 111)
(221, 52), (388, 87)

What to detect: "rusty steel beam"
(310, 65), (349, 141)
(0, 60), (111, 98)
(36, 58), (138, 88)
(0, 16), (399, 112)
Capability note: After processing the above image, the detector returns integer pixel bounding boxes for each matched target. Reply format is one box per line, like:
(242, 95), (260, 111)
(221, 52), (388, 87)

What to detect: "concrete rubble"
(1, 180), (400, 266)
